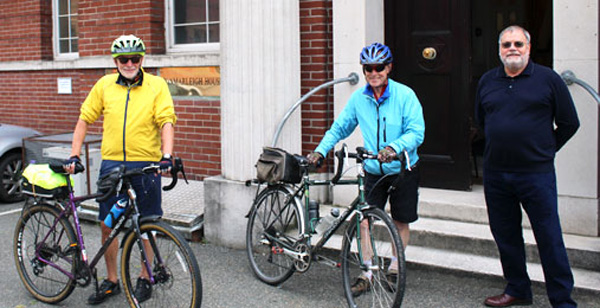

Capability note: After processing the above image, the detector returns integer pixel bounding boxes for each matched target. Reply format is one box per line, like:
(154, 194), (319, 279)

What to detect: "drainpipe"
(271, 72), (360, 147)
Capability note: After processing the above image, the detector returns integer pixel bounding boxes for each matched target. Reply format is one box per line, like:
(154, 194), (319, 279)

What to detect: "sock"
(363, 260), (373, 280)
(389, 256), (398, 271)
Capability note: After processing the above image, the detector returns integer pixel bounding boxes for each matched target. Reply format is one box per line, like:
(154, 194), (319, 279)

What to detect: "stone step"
(407, 245), (600, 295)
(313, 203), (600, 295)
(419, 185), (489, 224)
(316, 233), (600, 295)
(77, 178), (205, 241)
(411, 217), (600, 272)
(78, 202), (204, 242)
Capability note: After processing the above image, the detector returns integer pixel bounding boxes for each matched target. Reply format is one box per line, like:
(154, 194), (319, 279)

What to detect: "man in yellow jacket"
(64, 34), (177, 305)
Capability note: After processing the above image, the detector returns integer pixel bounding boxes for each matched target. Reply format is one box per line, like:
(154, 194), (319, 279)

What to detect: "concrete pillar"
(205, 0), (301, 248)
(554, 0), (599, 236)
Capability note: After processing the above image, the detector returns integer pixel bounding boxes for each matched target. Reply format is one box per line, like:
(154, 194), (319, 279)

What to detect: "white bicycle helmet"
(111, 34), (146, 58)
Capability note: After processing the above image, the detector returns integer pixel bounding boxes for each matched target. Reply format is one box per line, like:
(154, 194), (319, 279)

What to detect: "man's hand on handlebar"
(377, 146), (397, 163)
(62, 155), (84, 174)
(159, 154), (173, 175)
(307, 152), (324, 167)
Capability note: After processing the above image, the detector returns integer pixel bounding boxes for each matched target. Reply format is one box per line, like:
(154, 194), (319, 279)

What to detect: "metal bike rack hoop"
(561, 70), (600, 105)
(271, 72), (360, 147)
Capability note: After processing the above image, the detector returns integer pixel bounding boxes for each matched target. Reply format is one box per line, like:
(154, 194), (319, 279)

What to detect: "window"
(54, 0), (78, 58)
(166, 0), (220, 53)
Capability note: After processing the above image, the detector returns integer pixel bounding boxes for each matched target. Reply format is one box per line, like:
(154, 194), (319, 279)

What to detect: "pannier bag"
(256, 147), (302, 184)
(21, 164), (73, 199)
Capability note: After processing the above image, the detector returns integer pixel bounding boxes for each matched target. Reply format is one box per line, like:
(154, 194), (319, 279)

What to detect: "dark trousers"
(483, 170), (576, 308)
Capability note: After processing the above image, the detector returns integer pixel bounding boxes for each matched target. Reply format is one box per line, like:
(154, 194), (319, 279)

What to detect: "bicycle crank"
(291, 243), (311, 273)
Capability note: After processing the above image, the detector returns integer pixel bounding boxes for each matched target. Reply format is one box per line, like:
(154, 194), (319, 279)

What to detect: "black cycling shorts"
(364, 166), (420, 223)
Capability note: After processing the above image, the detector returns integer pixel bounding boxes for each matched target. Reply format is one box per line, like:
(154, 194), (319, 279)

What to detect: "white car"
(0, 123), (41, 203)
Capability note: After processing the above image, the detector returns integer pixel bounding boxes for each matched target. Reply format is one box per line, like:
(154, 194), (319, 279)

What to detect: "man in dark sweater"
(475, 25), (579, 307)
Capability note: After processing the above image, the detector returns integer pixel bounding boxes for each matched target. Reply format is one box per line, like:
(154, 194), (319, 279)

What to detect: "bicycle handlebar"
(330, 144), (406, 184)
(50, 157), (189, 202)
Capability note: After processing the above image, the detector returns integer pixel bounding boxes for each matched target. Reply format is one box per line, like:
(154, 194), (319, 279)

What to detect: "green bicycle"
(246, 144), (406, 308)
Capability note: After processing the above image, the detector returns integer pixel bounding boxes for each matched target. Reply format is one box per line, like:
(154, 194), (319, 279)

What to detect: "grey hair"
(498, 25), (531, 44)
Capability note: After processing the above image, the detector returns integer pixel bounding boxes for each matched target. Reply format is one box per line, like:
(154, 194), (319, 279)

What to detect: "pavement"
(1, 209), (598, 308)
(75, 179), (600, 302)
(3, 181), (600, 307)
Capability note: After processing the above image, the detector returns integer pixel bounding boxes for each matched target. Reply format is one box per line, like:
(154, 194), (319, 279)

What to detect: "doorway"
(384, 0), (553, 190)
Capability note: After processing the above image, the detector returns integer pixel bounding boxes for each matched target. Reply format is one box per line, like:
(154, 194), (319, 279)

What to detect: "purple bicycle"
(13, 159), (201, 307)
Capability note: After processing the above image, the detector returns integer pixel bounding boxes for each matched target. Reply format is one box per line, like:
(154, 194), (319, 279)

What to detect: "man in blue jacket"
(476, 25), (579, 307)
(308, 42), (425, 296)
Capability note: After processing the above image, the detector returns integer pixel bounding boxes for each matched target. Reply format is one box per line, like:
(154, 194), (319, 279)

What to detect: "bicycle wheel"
(121, 220), (202, 308)
(13, 204), (77, 303)
(246, 185), (304, 285)
(341, 208), (406, 308)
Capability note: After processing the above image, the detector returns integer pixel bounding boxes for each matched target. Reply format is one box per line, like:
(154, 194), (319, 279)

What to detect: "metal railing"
(271, 72), (360, 147)
(561, 70), (600, 104)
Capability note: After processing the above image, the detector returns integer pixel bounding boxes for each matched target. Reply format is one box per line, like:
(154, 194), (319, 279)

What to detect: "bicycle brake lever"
(180, 167), (189, 184)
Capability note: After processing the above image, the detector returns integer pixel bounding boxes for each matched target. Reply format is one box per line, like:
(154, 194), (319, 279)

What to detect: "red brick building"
(0, 0), (333, 180)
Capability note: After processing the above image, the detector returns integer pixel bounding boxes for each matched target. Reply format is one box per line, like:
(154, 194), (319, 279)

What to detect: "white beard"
(500, 53), (529, 72)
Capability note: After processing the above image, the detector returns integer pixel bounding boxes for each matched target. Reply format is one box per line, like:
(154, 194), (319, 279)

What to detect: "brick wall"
(78, 0), (166, 57)
(299, 0), (334, 169)
(0, 0), (53, 61)
(0, 1), (330, 179)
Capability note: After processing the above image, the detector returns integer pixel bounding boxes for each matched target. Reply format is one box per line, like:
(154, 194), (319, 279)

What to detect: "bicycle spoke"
(341, 208), (406, 308)
(121, 222), (201, 308)
(14, 205), (77, 303)
(246, 186), (301, 285)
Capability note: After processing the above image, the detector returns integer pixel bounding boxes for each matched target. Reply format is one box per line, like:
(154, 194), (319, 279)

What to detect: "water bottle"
(308, 200), (320, 233)
(104, 198), (128, 228)
(315, 208), (340, 235)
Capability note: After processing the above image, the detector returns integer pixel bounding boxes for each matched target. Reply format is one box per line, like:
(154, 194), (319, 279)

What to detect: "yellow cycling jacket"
(79, 70), (177, 162)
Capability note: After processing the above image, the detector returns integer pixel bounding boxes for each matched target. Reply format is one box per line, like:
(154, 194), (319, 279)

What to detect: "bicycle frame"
(258, 155), (377, 268)
(31, 173), (159, 285)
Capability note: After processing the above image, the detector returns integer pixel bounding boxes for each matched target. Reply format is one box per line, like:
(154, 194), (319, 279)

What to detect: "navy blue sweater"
(475, 61), (580, 173)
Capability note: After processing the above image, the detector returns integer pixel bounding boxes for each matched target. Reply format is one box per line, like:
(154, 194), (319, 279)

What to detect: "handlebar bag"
(256, 147), (301, 184)
(21, 164), (72, 199)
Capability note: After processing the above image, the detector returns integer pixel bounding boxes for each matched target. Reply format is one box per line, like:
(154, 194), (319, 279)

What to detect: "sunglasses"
(363, 64), (387, 73)
(501, 41), (525, 49)
(117, 56), (142, 64)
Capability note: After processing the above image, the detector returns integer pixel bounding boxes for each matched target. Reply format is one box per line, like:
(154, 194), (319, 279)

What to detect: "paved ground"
(1, 202), (599, 308)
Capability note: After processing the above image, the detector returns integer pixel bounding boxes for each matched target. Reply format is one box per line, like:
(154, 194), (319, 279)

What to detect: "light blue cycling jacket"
(315, 79), (425, 175)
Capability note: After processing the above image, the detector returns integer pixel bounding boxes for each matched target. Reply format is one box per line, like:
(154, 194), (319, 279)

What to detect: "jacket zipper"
(376, 104), (384, 174)
(123, 86), (131, 161)
(383, 117), (387, 143)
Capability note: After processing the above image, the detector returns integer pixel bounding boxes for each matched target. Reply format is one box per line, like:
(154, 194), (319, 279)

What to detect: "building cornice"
(0, 53), (220, 71)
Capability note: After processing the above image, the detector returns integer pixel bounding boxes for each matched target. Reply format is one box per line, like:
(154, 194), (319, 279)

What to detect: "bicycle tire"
(120, 220), (202, 308)
(341, 208), (406, 308)
(13, 204), (77, 303)
(246, 185), (304, 285)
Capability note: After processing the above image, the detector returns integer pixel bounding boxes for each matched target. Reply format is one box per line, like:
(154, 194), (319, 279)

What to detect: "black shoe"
(88, 279), (121, 305)
(134, 277), (152, 303)
(350, 275), (372, 297)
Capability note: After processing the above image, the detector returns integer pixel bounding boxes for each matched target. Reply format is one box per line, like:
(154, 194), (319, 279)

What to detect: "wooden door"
(385, 0), (472, 190)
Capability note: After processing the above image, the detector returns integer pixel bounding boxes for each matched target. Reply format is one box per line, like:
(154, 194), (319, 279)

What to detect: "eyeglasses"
(117, 56), (142, 64)
(363, 64), (387, 73)
(501, 41), (525, 49)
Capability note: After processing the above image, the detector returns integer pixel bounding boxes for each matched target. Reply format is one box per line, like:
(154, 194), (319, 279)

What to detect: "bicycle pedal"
(314, 255), (340, 268)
